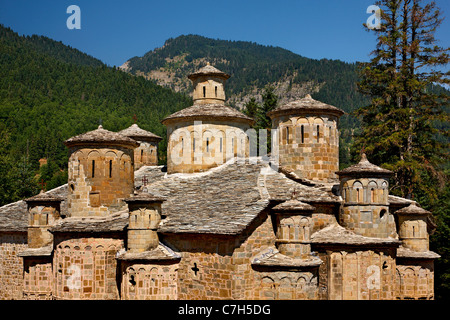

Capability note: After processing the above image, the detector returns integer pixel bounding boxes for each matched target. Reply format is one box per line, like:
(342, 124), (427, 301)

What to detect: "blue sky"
(0, 0), (449, 67)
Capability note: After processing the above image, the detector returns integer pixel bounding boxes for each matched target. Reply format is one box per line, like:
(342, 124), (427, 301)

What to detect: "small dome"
(118, 124), (162, 141)
(336, 153), (393, 178)
(161, 103), (254, 125)
(188, 62), (230, 80)
(272, 199), (315, 212)
(64, 125), (139, 148)
(395, 202), (431, 216)
(267, 94), (345, 118)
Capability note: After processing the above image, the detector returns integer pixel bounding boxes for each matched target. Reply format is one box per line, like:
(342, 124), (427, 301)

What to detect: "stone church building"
(0, 63), (440, 300)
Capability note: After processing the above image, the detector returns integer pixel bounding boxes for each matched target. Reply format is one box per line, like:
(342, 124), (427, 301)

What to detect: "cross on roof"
(39, 179), (47, 191)
(141, 175), (148, 186)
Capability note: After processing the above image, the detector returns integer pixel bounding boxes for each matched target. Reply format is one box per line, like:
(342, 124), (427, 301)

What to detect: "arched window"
(91, 160), (95, 178)
(109, 160), (112, 178)
(203, 86), (206, 97)
(215, 86), (218, 97)
(286, 127), (290, 144)
(301, 125), (304, 144)
(316, 125), (320, 143)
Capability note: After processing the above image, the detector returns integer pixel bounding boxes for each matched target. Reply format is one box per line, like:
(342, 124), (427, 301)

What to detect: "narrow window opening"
(316, 125), (320, 143)
(203, 86), (206, 97)
(193, 138), (196, 151)
(286, 127), (289, 144)
(92, 160), (95, 178)
(301, 125), (304, 143)
(206, 138), (209, 152)
(220, 137), (223, 152)
(215, 86), (218, 97)
(371, 188), (375, 203)
(181, 138), (184, 154)
(140, 149), (143, 162)
(109, 160), (112, 178)
(413, 225), (416, 237)
(356, 188), (361, 202)
(129, 274), (136, 286)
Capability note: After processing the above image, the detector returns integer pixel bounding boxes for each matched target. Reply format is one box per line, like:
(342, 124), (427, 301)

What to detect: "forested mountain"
(123, 34), (372, 166)
(0, 25), (192, 206)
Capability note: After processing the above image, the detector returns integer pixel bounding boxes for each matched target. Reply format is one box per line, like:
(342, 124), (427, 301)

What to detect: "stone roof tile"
(118, 124), (162, 141)
(336, 153), (393, 177)
(267, 94), (345, 118)
(64, 125), (139, 148)
(187, 62), (230, 80)
(161, 103), (254, 124)
(310, 223), (400, 246)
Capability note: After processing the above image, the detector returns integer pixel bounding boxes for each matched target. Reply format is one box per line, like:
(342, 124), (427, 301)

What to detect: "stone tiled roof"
(139, 158), (337, 235)
(0, 184), (68, 232)
(251, 247), (322, 268)
(396, 246), (441, 259)
(116, 242), (181, 261)
(272, 199), (315, 212)
(336, 153), (393, 177)
(118, 124), (162, 141)
(18, 245), (53, 257)
(161, 103), (254, 124)
(134, 165), (167, 190)
(187, 62), (230, 80)
(146, 159), (269, 235)
(64, 125), (139, 148)
(124, 193), (167, 203)
(267, 94), (345, 118)
(261, 165), (340, 204)
(24, 190), (64, 203)
(49, 210), (128, 233)
(395, 203), (431, 216)
(310, 224), (401, 246)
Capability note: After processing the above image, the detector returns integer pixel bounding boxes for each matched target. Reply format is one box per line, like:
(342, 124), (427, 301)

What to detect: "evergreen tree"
(354, 0), (448, 200)
(243, 97), (259, 120)
(353, 0), (449, 299)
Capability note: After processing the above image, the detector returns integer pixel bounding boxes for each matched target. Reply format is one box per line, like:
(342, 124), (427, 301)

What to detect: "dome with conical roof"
(64, 125), (139, 148)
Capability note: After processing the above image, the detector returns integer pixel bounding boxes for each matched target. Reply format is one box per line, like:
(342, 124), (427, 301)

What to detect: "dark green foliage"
(0, 24), (192, 205)
(352, 0), (449, 299)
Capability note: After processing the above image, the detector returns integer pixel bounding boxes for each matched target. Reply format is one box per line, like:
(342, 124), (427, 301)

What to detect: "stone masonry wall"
(166, 120), (251, 174)
(120, 262), (178, 300)
(0, 232), (27, 300)
(316, 248), (397, 300)
(67, 146), (134, 217)
(23, 258), (53, 300)
(52, 236), (124, 300)
(272, 114), (339, 183)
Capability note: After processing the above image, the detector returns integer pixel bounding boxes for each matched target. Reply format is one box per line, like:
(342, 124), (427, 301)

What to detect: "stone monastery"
(0, 63), (440, 300)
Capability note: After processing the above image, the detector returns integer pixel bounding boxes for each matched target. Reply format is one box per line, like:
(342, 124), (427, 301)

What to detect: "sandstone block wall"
(166, 120), (251, 174)
(317, 248), (397, 300)
(67, 146), (134, 217)
(52, 237), (124, 299)
(272, 114), (340, 183)
(134, 141), (159, 169)
(23, 258), (53, 300)
(396, 261), (435, 300)
(0, 232), (27, 300)
(120, 262), (178, 300)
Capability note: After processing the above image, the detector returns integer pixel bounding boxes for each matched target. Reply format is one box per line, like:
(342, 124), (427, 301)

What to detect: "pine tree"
(354, 0), (449, 200)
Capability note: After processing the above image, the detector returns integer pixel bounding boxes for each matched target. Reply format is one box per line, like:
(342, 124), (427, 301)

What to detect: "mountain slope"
(122, 34), (369, 115)
(0, 25), (192, 205)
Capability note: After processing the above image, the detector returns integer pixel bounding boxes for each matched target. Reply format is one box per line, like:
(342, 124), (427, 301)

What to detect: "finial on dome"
(206, 61), (210, 66)
(360, 152), (368, 163)
(305, 94), (312, 99)
(98, 125), (103, 129)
